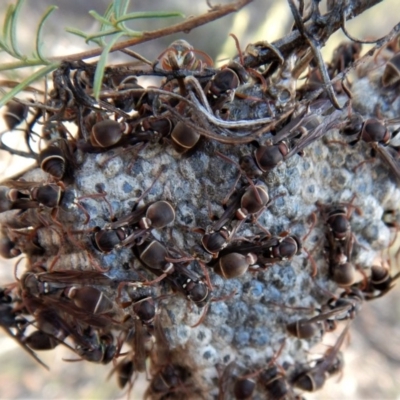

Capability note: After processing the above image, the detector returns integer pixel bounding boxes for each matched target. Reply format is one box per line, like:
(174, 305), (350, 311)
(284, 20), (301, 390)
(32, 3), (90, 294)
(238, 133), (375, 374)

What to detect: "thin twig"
(242, 0), (385, 68)
(48, 0), (253, 63)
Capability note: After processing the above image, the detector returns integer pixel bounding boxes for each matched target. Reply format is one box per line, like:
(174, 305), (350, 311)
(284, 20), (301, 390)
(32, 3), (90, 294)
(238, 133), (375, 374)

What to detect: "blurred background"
(0, 0), (400, 398)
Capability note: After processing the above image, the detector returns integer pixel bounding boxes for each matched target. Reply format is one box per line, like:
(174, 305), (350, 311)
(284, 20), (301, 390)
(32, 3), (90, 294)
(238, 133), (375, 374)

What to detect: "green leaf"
(10, 0), (24, 59)
(115, 11), (184, 23)
(113, 0), (130, 20)
(65, 27), (90, 39)
(2, 4), (15, 54)
(92, 32), (124, 100)
(35, 5), (58, 62)
(113, 0), (130, 30)
(97, 3), (115, 47)
(84, 29), (121, 44)
(0, 59), (51, 72)
(117, 28), (142, 37)
(0, 63), (59, 107)
(88, 10), (114, 27)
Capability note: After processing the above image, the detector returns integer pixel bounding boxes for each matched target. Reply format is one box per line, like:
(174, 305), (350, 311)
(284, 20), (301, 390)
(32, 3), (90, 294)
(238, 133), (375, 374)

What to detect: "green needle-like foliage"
(66, 0), (184, 99)
(0, 0), (184, 105)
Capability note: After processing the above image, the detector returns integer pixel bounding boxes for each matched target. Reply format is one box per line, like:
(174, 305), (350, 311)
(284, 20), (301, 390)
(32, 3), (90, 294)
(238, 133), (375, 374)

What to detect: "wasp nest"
(1, 4), (400, 400)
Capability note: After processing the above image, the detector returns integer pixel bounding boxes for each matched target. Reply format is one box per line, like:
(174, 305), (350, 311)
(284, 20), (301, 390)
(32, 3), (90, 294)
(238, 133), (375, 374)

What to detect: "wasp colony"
(0, 0), (400, 398)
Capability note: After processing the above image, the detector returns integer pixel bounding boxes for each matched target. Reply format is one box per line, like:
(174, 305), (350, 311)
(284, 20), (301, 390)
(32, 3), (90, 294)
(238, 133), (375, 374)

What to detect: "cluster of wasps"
(0, 27), (400, 399)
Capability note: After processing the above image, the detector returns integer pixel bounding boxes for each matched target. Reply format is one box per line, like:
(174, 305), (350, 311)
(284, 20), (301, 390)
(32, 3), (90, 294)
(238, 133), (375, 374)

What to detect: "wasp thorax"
(184, 279), (209, 304)
(202, 228), (230, 255)
(142, 117), (173, 136)
(327, 210), (350, 241)
(32, 184), (63, 208)
(133, 297), (155, 324)
(94, 229), (126, 253)
(255, 142), (289, 172)
(361, 119), (390, 145)
(209, 68), (240, 97)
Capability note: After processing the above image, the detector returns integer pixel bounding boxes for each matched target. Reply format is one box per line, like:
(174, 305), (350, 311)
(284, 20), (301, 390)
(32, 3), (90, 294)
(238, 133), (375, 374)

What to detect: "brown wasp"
(317, 199), (361, 286)
(239, 100), (345, 177)
(0, 288), (49, 370)
(93, 201), (175, 252)
(155, 40), (213, 72)
(21, 270), (117, 326)
(355, 263), (400, 300)
(1, 180), (64, 211)
(132, 240), (211, 307)
(341, 114), (400, 182)
(293, 323), (350, 392)
(199, 184), (270, 259)
(215, 232), (302, 268)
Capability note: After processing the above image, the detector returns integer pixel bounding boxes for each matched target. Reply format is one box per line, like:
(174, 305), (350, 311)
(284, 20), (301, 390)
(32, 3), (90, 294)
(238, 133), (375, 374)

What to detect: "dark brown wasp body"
(94, 201), (175, 252)
(134, 239), (175, 275)
(0, 289), (50, 369)
(285, 295), (355, 339)
(93, 227), (129, 253)
(131, 238), (211, 307)
(201, 185), (270, 258)
(354, 264), (400, 300)
(324, 288), (364, 321)
(239, 100), (339, 177)
(259, 365), (290, 399)
(25, 295), (117, 364)
(1, 181), (64, 211)
(293, 324), (350, 392)
(233, 377), (256, 399)
(0, 230), (21, 258)
(90, 119), (135, 148)
(106, 200), (175, 231)
(170, 121), (201, 153)
(213, 252), (258, 279)
(155, 39), (213, 72)
(286, 313), (337, 340)
(204, 60), (249, 111)
(24, 329), (60, 351)
(329, 42), (362, 78)
(3, 100), (29, 130)
(82, 117), (167, 152)
(21, 270), (115, 318)
(39, 141), (76, 182)
(216, 233), (301, 268)
(318, 201), (359, 286)
(287, 289), (363, 340)
(147, 364), (188, 397)
(163, 266), (211, 307)
(369, 265), (400, 293)
(341, 115), (400, 182)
